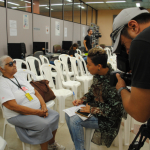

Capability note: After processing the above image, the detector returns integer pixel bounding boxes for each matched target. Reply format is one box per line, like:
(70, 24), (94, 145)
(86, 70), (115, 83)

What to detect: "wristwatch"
(118, 87), (129, 96)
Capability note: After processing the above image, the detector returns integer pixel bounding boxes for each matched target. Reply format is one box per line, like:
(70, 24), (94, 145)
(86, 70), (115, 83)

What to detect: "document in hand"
(63, 105), (86, 117)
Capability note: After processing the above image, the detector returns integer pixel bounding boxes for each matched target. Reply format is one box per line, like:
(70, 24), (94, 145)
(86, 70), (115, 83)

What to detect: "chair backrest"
(34, 51), (44, 59)
(104, 47), (111, 57)
(59, 54), (71, 72)
(14, 59), (30, 70)
(40, 64), (58, 89)
(75, 53), (88, 76)
(16, 69), (37, 81)
(76, 49), (81, 55)
(26, 56), (42, 76)
(70, 57), (79, 77)
(53, 45), (62, 53)
(54, 60), (70, 82)
(39, 55), (49, 64)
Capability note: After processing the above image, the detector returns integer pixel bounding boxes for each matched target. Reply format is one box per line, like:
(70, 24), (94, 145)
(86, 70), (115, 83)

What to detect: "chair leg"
(22, 142), (31, 150)
(83, 81), (88, 94)
(118, 127), (123, 150)
(124, 115), (131, 145)
(84, 128), (95, 150)
(3, 120), (7, 139)
(54, 98), (58, 111)
(58, 97), (66, 123)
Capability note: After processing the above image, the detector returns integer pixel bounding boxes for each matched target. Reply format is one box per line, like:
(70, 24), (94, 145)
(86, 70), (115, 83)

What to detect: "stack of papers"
(63, 105), (91, 121)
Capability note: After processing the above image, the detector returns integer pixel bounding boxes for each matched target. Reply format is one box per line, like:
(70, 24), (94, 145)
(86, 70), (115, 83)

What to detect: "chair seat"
(46, 100), (55, 108)
(62, 81), (81, 88)
(53, 89), (73, 97)
(36, 75), (44, 81)
(76, 76), (93, 82)
(63, 71), (74, 77)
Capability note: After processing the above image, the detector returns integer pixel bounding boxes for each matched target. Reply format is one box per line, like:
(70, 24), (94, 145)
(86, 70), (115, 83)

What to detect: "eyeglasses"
(5, 60), (16, 67)
(110, 24), (126, 43)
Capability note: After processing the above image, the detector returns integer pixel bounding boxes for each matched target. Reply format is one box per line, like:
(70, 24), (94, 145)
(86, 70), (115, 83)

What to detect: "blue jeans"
(83, 56), (87, 62)
(65, 114), (99, 150)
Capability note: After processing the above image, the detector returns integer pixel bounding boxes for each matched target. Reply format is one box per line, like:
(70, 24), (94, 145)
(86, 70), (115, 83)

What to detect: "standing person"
(110, 7), (150, 122)
(83, 29), (93, 52)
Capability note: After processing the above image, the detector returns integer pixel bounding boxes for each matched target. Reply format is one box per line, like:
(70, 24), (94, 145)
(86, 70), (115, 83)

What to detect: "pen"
(73, 92), (77, 106)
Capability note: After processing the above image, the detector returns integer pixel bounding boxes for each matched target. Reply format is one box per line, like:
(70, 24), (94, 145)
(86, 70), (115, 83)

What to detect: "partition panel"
(50, 18), (63, 52)
(81, 25), (87, 47)
(0, 7), (7, 57)
(73, 23), (81, 44)
(64, 21), (73, 41)
(7, 9), (32, 55)
(33, 14), (50, 52)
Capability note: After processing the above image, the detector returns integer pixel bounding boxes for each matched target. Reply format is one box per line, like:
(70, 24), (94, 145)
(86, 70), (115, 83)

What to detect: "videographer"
(110, 7), (150, 123)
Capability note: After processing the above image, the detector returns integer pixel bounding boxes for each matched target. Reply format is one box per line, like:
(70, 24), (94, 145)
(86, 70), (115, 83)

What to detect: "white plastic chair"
(26, 56), (43, 81)
(0, 136), (8, 150)
(59, 54), (74, 80)
(104, 47), (111, 58)
(40, 64), (73, 123)
(73, 125), (123, 150)
(17, 69), (56, 109)
(39, 55), (59, 89)
(76, 49), (81, 55)
(14, 59), (31, 81)
(70, 57), (93, 95)
(54, 60), (81, 99)
(0, 102), (31, 150)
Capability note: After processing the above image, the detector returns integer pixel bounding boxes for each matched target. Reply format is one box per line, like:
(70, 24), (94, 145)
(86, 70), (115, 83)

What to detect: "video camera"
(110, 45), (132, 86)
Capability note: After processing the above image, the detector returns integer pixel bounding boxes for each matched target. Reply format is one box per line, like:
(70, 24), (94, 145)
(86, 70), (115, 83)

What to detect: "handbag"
(30, 80), (56, 103)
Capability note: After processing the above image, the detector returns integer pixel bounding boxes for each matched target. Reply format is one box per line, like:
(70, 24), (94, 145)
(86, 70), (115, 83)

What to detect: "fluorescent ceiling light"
(51, 8), (53, 10)
(106, 1), (126, 3)
(78, 5), (85, 9)
(45, 7), (49, 9)
(39, 5), (47, 7)
(51, 4), (63, 6)
(0, 0), (4, 2)
(24, 1), (31, 4)
(74, 3), (80, 5)
(11, 7), (17, 9)
(66, 0), (72, 2)
(7, 2), (20, 6)
(136, 3), (140, 7)
(86, 2), (104, 4)
(19, 6), (31, 8)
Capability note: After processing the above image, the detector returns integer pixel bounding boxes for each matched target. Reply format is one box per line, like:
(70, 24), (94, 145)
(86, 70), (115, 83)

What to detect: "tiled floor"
(0, 96), (149, 150)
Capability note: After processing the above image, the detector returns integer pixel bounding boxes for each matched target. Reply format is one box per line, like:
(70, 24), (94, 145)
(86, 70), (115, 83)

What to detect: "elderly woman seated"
(0, 55), (65, 150)
(65, 48), (127, 150)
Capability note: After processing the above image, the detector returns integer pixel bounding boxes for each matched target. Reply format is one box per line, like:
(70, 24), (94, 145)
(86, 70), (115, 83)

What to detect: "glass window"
(51, 0), (63, 20)
(7, 0), (31, 12)
(64, 0), (73, 22)
(0, 0), (5, 7)
(81, 3), (87, 25)
(73, 0), (80, 24)
(87, 6), (92, 26)
(33, 0), (49, 16)
(93, 9), (96, 24)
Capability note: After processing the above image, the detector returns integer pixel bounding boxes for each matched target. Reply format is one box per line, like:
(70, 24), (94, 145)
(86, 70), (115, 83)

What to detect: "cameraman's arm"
(116, 74), (150, 123)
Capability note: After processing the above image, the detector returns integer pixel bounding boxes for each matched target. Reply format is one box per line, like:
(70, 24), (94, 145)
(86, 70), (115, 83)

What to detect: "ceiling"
(6, 0), (150, 12)
(82, 0), (150, 10)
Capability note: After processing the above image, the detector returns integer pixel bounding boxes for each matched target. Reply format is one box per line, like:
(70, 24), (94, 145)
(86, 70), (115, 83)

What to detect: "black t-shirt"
(129, 26), (150, 89)
(84, 35), (92, 50)
(69, 49), (77, 57)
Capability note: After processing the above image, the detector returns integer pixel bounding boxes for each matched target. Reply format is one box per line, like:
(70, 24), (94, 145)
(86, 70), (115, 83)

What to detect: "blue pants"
(83, 57), (87, 62)
(65, 113), (99, 150)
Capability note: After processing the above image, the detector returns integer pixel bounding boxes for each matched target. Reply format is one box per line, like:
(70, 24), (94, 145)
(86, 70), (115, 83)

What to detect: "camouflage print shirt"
(80, 64), (127, 147)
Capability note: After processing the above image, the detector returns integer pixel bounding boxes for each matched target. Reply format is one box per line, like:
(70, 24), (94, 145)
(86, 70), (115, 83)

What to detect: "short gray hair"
(0, 55), (10, 75)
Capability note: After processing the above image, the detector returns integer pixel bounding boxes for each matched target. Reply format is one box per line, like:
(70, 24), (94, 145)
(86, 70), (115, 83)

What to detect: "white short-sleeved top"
(0, 74), (41, 119)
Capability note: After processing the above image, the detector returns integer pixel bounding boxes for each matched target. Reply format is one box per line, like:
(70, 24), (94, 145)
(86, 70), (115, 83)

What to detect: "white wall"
(7, 9), (33, 56)
(64, 21), (73, 41)
(73, 23), (81, 44)
(33, 14), (50, 52)
(0, 7), (7, 57)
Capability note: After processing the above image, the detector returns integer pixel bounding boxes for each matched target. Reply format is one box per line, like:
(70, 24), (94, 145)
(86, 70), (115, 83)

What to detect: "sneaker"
(48, 142), (66, 150)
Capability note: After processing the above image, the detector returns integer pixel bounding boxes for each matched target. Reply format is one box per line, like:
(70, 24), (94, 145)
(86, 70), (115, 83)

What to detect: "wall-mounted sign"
(23, 14), (29, 29)
(55, 21), (60, 36)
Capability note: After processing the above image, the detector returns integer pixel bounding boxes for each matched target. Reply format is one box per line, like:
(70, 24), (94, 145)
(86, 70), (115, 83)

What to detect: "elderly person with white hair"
(0, 55), (65, 150)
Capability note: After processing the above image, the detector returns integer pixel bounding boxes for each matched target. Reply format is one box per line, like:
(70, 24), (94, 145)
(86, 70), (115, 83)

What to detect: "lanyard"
(3, 76), (26, 94)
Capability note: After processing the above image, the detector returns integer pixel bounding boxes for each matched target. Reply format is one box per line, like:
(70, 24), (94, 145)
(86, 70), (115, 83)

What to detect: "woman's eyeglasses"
(5, 60), (16, 67)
